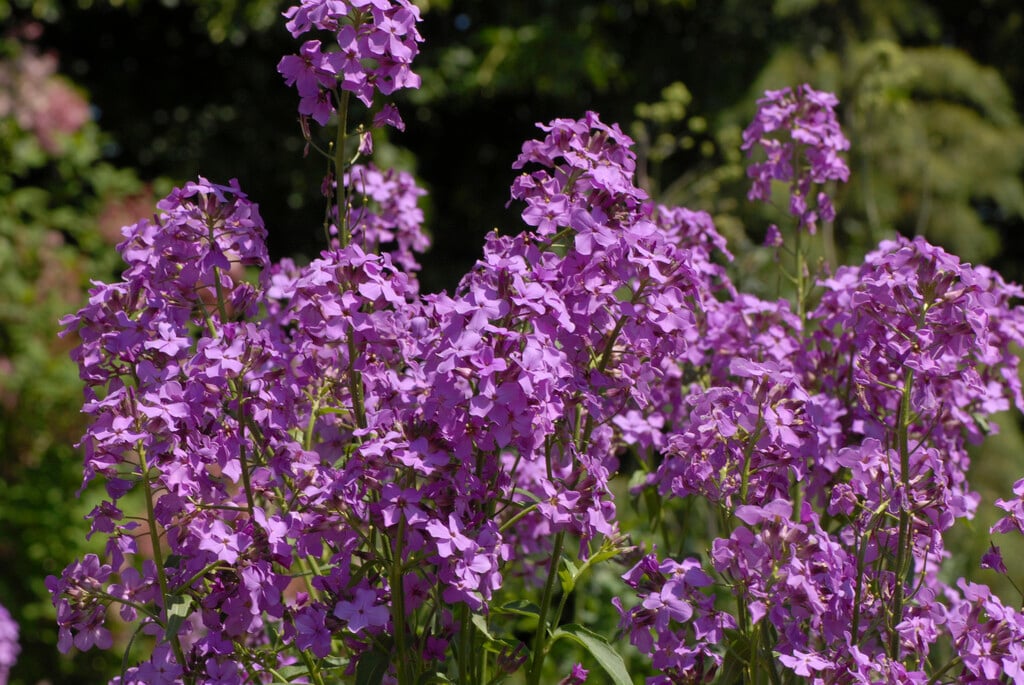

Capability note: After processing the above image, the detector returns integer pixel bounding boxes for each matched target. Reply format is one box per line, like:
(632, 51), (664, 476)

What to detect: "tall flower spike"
(742, 84), (850, 234)
(278, 0), (423, 122)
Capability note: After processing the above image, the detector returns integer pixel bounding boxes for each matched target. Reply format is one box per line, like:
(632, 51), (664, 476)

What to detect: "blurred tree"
(0, 26), (156, 685)
(740, 0), (1024, 268)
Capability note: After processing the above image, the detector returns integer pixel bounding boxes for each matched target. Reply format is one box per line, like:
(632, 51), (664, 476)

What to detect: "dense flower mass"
(618, 173), (1024, 683)
(49, 4), (1024, 679)
(342, 163), (429, 268)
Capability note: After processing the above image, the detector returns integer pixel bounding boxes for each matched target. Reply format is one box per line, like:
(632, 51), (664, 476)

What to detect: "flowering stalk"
(334, 89), (351, 245)
(525, 531), (566, 685)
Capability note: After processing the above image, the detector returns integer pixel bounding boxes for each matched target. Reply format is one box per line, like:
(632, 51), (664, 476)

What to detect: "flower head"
(742, 84), (849, 234)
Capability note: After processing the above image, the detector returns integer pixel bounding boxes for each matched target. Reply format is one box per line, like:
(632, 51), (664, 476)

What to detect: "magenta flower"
(198, 520), (251, 565)
(293, 605), (332, 657)
(742, 84), (849, 234)
(559, 663), (589, 684)
(373, 102), (405, 131)
(277, 40), (339, 98)
(279, 0), (423, 112)
(426, 514), (475, 559)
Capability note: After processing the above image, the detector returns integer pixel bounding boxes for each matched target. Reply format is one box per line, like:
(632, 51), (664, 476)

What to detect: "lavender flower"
(0, 604), (17, 685)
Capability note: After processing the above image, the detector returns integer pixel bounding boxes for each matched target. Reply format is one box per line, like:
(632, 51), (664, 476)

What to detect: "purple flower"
(0, 604), (19, 685)
(742, 84), (849, 234)
(778, 649), (832, 677)
(617, 555), (728, 681)
(980, 543), (1008, 574)
(993, 478), (1024, 535)
(198, 519), (251, 565)
(333, 588), (389, 634)
(277, 40), (340, 98)
(559, 663), (589, 684)
(764, 223), (783, 247)
(373, 102), (405, 131)
(293, 605), (332, 657)
(279, 0), (423, 113)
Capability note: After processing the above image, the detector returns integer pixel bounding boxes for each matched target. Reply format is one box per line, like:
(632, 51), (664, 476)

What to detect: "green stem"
(925, 655), (962, 685)
(335, 90), (351, 247)
(851, 526), (869, 640)
(139, 446), (190, 680)
(794, 225), (807, 321)
(458, 604), (472, 685)
(91, 590), (160, 622)
(234, 424), (257, 516)
(760, 621), (782, 685)
(299, 649), (327, 685)
(347, 332), (367, 430)
(391, 516), (411, 685)
(888, 368), (915, 659)
(525, 531), (566, 685)
(738, 416), (764, 505)
(576, 312), (631, 450)
(498, 502), (540, 533)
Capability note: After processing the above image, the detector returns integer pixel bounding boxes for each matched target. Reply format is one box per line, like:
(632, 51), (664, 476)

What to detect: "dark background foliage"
(12, 0), (1024, 289)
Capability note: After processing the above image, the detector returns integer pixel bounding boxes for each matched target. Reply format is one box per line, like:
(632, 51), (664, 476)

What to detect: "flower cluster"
(616, 555), (730, 682)
(742, 84), (850, 234)
(277, 0), (423, 124)
(343, 163), (429, 269)
(0, 603), (17, 685)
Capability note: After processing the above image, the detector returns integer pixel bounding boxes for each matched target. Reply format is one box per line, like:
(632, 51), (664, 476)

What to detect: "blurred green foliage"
(743, 1), (1024, 268)
(0, 30), (161, 685)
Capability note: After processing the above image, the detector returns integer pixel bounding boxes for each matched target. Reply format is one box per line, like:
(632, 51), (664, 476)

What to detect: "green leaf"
(274, 665), (313, 680)
(495, 600), (541, 618)
(558, 565), (576, 595)
(719, 628), (752, 684)
(471, 613), (495, 641)
(355, 644), (391, 685)
(971, 410), (992, 435)
(165, 593), (194, 637)
(550, 624), (633, 685)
